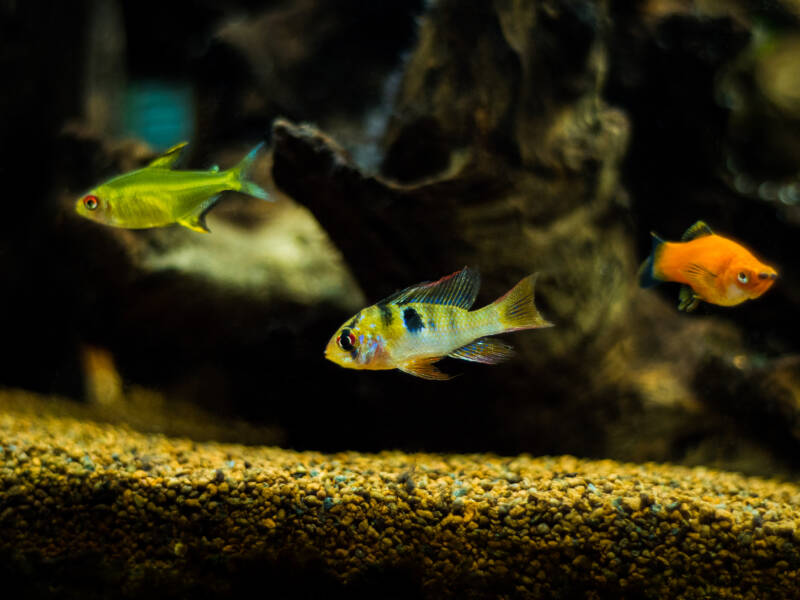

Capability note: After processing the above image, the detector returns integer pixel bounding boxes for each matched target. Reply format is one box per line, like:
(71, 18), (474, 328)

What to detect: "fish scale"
(388, 303), (497, 363)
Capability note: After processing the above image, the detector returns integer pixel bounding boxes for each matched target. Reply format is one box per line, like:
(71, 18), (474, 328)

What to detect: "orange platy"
(638, 221), (778, 312)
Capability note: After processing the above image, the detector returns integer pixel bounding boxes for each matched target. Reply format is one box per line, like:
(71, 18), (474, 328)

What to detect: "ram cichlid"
(324, 267), (552, 380)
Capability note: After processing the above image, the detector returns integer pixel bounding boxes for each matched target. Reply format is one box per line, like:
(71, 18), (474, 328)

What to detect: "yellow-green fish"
(75, 141), (270, 232)
(324, 267), (552, 380)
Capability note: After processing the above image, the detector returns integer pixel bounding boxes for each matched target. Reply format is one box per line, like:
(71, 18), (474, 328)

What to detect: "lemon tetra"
(75, 141), (271, 233)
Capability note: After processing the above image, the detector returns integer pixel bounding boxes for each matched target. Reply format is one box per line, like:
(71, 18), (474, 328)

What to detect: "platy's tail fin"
(227, 142), (271, 201)
(491, 273), (552, 332)
(638, 232), (665, 288)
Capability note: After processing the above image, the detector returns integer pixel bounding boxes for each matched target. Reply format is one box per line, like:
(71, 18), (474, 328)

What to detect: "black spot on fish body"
(403, 307), (425, 333)
(378, 303), (393, 327)
(350, 349), (358, 360)
(427, 319), (436, 330)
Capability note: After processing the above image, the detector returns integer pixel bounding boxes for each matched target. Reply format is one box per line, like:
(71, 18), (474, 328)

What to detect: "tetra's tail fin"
(638, 232), (666, 288)
(227, 142), (271, 201)
(491, 274), (553, 333)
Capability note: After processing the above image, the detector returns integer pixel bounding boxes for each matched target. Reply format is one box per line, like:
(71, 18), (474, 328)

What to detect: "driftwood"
(269, 0), (800, 474)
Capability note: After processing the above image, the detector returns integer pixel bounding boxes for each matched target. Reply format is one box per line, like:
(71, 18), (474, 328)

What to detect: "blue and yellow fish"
(75, 141), (271, 233)
(324, 267), (552, 380)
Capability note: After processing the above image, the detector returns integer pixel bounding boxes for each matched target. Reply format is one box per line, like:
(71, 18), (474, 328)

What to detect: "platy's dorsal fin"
(378, 267), (480, 310)
(681, 220), (714, 242)
(147, 141), (189, 169)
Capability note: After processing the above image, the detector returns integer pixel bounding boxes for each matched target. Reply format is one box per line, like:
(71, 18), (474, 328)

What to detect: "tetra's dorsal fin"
(177, 194), (221, 233)
(378, 267), (480, 310)
(147, 142), (189, 169)
(399, 356), (452, 380)
(681, 221), (714, 242)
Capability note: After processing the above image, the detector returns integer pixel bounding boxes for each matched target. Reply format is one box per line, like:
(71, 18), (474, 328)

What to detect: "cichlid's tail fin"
(490, 273), (553, 332)
(638, 232), (666, 288)
(227, 142), (271, 201)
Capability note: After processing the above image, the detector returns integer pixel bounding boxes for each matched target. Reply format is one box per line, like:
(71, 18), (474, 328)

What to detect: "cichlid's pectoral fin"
(147, 141), (189, 169)
(399, 357), (453, 380)
(678, 285), (701, 312)
(177, 195), (221, 233)
(449, 337), (515, 364)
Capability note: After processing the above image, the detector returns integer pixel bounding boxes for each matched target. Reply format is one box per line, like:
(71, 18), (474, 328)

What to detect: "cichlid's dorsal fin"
(681, 221), (714, 242)
(399, 356), (452, 380)
(377, 267), (480, 310)
(147, 142), (189, 169)
(177, 194), (221, 233)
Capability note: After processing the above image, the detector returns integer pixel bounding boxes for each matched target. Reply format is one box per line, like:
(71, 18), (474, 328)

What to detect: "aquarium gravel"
(1, 395), (799, 599)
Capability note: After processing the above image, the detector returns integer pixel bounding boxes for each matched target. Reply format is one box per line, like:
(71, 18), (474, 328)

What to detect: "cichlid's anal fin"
(399, 357), (452, 380)
(449, 337), (514, 364)
(178, 194), (221, 233)
(678, 285), (701, 312)
(147, 142), (189, 169)
(681, 220), (713, 242)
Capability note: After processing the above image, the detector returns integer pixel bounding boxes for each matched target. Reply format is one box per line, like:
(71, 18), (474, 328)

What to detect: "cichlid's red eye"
(83, 195), (99, 211)
(337, 329), (356, 352)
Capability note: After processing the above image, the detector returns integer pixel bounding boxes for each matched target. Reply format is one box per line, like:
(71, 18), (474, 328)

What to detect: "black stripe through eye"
(339, 329), (354, 351)
(378, 303), (393, 327)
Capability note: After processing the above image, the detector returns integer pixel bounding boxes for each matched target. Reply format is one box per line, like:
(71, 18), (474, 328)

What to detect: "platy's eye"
(337, 329), (356, 352)
(738, 272), (749, 284)
(83, 195), (99, 211)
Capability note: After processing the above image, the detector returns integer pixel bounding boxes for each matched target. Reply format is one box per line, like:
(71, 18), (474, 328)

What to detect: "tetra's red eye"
(337, 329), (356, 352)
(83, 195), (99, 211)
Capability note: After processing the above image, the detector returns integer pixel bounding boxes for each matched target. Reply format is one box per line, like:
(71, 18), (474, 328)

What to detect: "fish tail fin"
(227, 142), (272, 201)
(638, 232), (666, 288)
(490, 273), (553, 333)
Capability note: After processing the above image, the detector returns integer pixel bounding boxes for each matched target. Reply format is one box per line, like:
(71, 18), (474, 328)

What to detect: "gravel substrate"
(1, 393), (799, 599)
